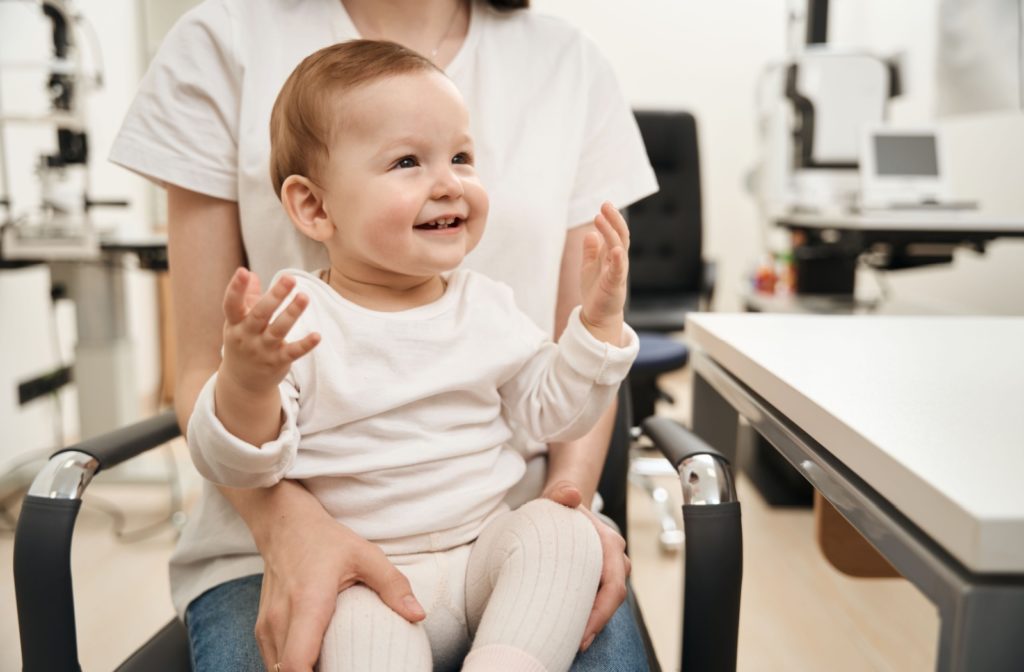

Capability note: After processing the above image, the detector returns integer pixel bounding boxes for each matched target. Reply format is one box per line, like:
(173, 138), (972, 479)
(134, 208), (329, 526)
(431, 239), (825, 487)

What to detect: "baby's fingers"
(223, 267), (257, 325)
(593, 211), (624, 257)
(599, 201), (630, 250)
(266, 292), (310, 341)
(282, 332), (321, 362)
(245, 274), (297, 335)
(606, 245), (629, 285)
(582, 230), (602, 266)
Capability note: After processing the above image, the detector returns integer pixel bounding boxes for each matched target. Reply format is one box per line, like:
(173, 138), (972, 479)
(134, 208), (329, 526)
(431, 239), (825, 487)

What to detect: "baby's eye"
(394, 156), (419, 169)
(452, 152), (473, 165)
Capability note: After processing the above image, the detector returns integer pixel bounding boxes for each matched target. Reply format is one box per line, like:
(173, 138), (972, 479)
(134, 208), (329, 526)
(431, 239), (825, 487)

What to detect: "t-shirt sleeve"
(108, 0), (241, 201)
(186, 372), (300, 488)
(566, 36), (659, 228)
(498, 300), (639, 444)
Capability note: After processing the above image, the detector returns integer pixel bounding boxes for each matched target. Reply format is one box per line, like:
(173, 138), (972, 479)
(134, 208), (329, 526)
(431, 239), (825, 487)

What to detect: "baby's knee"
(513, 499), (602, 560)
(321, 586), (430, 672)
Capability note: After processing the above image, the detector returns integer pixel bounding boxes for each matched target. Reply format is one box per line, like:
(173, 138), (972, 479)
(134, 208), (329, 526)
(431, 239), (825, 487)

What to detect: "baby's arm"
(216, 268), (319, 444)
(499, 202), (637, 443)
(499, 307), (638, 444)
(188, 268), (319, 488)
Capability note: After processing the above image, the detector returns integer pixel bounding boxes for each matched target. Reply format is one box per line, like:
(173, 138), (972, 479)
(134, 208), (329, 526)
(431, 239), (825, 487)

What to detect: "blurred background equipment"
(0, 0), (167, 481)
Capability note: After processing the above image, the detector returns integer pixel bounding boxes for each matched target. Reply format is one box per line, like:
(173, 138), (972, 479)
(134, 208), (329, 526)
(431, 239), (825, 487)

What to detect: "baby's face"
(318, 70), (487, 283)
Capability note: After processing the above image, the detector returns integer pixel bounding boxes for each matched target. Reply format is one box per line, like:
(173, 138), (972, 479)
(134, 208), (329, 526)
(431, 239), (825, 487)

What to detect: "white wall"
(534, 0), (1024, 314)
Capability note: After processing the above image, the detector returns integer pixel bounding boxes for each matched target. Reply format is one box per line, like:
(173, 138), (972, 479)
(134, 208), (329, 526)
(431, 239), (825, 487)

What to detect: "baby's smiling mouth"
(414, 217), (463, 230)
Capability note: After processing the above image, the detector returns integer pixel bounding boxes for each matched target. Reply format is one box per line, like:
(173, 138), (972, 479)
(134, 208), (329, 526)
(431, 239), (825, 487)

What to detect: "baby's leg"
(318, 584), (431, 672)
(464, 499), (603, 672)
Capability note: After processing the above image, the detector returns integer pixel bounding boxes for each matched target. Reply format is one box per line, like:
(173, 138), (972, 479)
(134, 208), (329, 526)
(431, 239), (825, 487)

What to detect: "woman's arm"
(166, 184), (244, 431)
(167, 186), (423, 672)
(546, 221), (630, 652)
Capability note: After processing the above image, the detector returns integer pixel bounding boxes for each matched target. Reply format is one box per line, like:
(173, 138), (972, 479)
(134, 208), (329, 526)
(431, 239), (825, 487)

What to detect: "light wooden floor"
(1, 363), (939, 671)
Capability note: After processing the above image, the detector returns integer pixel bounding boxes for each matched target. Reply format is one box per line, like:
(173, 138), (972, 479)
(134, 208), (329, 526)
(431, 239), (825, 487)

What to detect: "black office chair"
(14, 384), (742, 671)
(625, 110), (717, 552)
(626, 109), (715, 426)
(627, 110), (714, 334)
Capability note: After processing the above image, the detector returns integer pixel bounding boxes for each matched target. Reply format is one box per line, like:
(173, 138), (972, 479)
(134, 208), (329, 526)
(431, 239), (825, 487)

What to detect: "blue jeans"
(186, 574), (650, 671)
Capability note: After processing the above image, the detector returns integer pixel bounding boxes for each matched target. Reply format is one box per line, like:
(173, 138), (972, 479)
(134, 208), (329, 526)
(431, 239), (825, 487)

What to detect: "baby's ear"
(281, 175), (333, 242)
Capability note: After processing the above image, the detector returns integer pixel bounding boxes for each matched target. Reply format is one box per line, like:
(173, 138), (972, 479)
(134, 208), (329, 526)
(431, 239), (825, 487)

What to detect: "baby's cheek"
(366, 202), (417, 252)
(465, 182), (489, 250)
(468, 182), (489, 220)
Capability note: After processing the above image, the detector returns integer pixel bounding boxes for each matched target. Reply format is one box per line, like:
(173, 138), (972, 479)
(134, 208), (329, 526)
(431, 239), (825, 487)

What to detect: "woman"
(111, 1), (657, 670)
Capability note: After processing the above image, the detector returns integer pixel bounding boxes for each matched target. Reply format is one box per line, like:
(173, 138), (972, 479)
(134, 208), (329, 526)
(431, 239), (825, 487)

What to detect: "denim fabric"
(185, 574), (264, 672)
(186, 574), (650, 671)
(569, 589), (650, 672)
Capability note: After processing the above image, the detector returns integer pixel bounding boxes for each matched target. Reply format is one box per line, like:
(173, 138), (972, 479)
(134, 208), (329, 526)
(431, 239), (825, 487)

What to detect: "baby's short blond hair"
(269, 40), (442, 198)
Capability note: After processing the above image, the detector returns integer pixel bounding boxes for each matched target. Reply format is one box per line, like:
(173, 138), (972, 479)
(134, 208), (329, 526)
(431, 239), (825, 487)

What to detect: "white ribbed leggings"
(318, 499), (603, 672)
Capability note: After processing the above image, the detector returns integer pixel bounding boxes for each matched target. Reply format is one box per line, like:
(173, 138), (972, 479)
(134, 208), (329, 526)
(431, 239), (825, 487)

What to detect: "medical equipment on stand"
(752, 6), (902, 221)
(0, 0), (166, 446)
(749, 0), (905, 296)
(0, 0), (128, 259)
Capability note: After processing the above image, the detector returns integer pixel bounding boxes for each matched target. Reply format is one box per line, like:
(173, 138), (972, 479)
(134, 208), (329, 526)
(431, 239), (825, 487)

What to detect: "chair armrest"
(642, 415), (728, 472)
(55, 410), (181, 472)
(641, 416), (742, 672)
(14, 412), (181, 671)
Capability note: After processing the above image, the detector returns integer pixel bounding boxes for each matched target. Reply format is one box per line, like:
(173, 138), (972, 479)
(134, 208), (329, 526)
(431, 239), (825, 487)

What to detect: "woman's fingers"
(578, 507), (629, 651)
(357, 549), (425, 623)
(541, 479), (584, 509)
(255, 574), (284, 671)
(277, 595), (335, 672)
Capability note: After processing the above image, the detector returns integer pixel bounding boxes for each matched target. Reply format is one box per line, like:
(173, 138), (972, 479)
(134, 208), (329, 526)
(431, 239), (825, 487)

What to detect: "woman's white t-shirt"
(110, 0), (657, 614)
(111, 0), (657, 337)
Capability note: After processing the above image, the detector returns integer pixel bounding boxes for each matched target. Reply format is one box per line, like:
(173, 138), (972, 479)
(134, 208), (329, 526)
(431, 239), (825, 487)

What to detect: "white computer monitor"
(859, 126), (950, 209)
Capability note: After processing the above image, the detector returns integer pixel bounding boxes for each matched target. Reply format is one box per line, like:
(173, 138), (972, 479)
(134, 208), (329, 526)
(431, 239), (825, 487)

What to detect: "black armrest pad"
(641, 416), (728, 468)
(55, 410), (181, 471)
(15, 497), (83, 671)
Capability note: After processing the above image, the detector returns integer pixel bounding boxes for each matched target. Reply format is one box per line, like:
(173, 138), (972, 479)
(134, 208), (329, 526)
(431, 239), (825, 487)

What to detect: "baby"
(187, 40), (638, 672)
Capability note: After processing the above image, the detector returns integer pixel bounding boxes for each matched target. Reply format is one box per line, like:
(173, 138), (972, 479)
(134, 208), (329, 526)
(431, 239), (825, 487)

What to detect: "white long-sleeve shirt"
(188, 269), (638, 553)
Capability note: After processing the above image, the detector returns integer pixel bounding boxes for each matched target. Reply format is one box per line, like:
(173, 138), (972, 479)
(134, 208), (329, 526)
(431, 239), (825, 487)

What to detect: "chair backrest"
(628, 111), (703, 296)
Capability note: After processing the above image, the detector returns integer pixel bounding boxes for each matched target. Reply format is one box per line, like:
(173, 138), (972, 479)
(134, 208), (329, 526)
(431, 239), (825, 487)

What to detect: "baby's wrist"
(579, 309), (624, 347)
(215, 365), (279, 403)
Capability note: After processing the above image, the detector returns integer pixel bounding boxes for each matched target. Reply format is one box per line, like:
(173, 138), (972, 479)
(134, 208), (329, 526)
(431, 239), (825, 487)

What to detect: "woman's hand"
(579, 202), (630, 346)
(253, 484), (426, 672)
(541, 479), (631, 652)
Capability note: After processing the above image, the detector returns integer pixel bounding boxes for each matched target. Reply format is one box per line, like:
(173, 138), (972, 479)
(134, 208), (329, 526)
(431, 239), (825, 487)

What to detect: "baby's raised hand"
(219, 268), (320, 394)
(579, 202), (630, 346)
